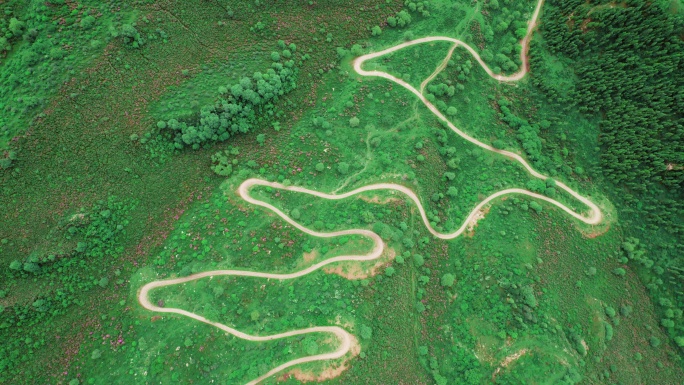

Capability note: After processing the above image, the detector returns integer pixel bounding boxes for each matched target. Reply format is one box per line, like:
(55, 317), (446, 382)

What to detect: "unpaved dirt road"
(138, 1), (605, 383)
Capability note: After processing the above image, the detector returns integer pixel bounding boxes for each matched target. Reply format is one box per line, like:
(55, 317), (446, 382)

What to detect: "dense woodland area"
(539, 0), (684, 349)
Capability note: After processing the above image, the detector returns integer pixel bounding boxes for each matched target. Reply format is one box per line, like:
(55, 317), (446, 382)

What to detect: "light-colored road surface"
(138, 0), (603, 383)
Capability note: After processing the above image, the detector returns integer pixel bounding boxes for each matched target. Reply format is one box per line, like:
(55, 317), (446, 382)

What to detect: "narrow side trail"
(138, 0), (603, 383)
(353, 0), (600, 225)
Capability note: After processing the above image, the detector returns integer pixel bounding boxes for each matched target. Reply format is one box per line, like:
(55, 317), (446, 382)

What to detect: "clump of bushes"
(156, 47), (298, 150)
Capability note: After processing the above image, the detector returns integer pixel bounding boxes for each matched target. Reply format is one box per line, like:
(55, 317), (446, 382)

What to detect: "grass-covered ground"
(1, 0), (682, 384)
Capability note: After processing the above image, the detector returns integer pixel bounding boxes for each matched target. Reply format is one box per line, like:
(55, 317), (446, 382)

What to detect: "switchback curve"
(138, 0), (605, 383)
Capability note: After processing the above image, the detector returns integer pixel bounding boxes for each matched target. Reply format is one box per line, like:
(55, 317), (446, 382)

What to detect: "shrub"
(80, 16), (96, 29)
(5, 260), (17, 270)
(650, 336), (661, 347)
(210, 151), (233, 176)
(441, 274), (455, 287)
(604, 322), (614, 341)
(337, 162), (349, 174)
(119, 24), (144, 48)
(0, 158), (12, 169)
(158, 47), (297, 149)
(359, 325), (372, 339)
(675, 336), (684, 348)
(529, 201), (543, 213)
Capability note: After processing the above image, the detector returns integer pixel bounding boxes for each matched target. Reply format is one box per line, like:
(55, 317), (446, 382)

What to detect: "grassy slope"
(1, 0), (682, 384)
(0, 0), (403, 383)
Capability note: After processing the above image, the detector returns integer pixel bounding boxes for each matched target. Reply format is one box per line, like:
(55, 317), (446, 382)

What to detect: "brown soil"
(580, 223), (610, 239)
(358, 194), (402, 205)
(492, 349), (529, 380)
(303, 249), (319, 264)
(323, 247), (396, 279)
(281, 334), (360, 383)
(466, 206), (490, 236)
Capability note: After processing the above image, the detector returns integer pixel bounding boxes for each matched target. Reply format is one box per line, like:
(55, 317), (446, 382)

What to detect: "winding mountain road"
(138, 0), (604, 383)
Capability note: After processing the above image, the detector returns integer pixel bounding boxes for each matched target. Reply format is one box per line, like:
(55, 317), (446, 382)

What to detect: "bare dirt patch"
(581, 223), (611, 239)
(324, 247), (396, 279)
(282, 335), (360, 383)
(466, 206), (490, 235)
(303, 249), (319, 264)
(358, 194), (402, 205)
(492, 349), (529, 379)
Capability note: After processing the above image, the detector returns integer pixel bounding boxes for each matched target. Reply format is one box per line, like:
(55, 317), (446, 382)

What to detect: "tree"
(385, 267), (395, 277)
(349, 117), (360, 127)
(612, 268), (626, 277)
(441, 274), (455, 287)
(80, 16), (96, 29)
(119, 24), (143, 48)
(337, 162), (349, 174)
(9, 18), (25, 36)
(9, 260), (22, 270)
(350, 44), (363, 56)
(650, 336), (661, 347)
(521, 285), (537, 307)
(604, 322), (614, 341)
(23, 262), (41, 274)
(413, 254), (424, 267)
(315, 162), (325, 172)
(210, 151), (233, 176)
(0, 37), (10, 53)
(291, 209), (300, 220)
(396, 10), (411, 27)
(371, 26), (382, 36)
(675, 336), (684, 348)
(529, 201), (543, 213)
(446, 106), (458, 116)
